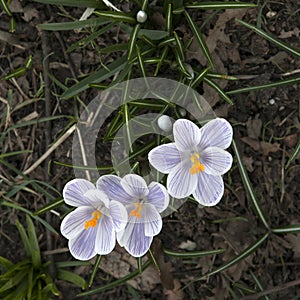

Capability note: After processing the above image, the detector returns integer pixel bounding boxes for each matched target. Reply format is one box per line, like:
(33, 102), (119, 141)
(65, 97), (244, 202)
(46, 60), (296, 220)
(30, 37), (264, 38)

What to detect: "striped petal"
(147, 182), (169, 213)
(198, 118), (233, 150)
(201, 147), (233, 175)
(68, 225), (97, 260)
(167, 161), (198, 198)
(60, 206), (94, 240)
(193, 173), (224, 206)
(121, 174), (149, 198)
(83, 189), (110, 209)
(142, 203), (162, 237)
(63, 179), (96, 207)
(109, 200), (128, 232)
(173, 119), (201, 152)
(148, 143), (181, 174)
(96, 175), (132, 204)
(95, 215), (116, 255)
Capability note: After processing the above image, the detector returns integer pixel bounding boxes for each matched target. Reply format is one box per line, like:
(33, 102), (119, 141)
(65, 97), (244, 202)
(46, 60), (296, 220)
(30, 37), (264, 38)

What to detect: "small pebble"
(269, 98), (276, 105)
(136, 10), (147, 23)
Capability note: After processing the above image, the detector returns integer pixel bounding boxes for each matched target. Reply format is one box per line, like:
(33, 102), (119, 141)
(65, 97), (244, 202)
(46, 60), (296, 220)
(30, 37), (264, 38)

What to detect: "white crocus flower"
(148, 118), (233, 206)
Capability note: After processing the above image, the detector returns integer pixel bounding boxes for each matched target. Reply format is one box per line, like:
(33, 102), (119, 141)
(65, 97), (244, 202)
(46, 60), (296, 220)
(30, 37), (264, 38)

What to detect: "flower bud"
(136, 10), (147, 23)
(157, 115), (173, 132)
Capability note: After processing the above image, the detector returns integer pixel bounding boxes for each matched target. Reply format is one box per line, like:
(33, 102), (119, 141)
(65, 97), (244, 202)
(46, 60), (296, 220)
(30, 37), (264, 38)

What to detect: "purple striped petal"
(68, 225), (97, 260)
(96, 175), (132, 204)
(121, 174), (149, 198)
(60, 206), (94, 240)
(118, 222), (153, 257)
(63, 179), (96, 207)
(193, 173), (224, 206)
(83, 189), (110, 209)
(142, 203), (162, 237)
(95, 215), (116, 255)
(198, 118), (233, 150)
(201, 147), (233, 175)
(109, 200), (128, 232)
(148, 143), (181, 174)
(167, 161), (198, 198)
(147, 182), (169, 213)
(173, 119), (201, 152)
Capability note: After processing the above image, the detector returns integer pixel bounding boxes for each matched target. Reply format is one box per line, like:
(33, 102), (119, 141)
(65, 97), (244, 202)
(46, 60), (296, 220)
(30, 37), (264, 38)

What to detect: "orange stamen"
(84, 210), (102, 230)
(129, 203), (143, 218)
(189, 153), (205, 175)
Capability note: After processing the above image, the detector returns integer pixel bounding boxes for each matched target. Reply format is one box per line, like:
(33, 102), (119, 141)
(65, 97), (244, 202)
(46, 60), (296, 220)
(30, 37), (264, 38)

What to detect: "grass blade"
(232, 140), (269, 229)
(57, 269), (86, 289)
(34, 0), (104, 8)
(128, 24), (141, 60)
(26, 215), (41, 268)
(93, 10), (136, 24)
(88, 255), (102, 288)
(236, 18), (300, 59)
(285, 138), (300, 169)
(163, 248), (225, 258)
(272, 224), (300, 234)
(185, 2), (257, 10)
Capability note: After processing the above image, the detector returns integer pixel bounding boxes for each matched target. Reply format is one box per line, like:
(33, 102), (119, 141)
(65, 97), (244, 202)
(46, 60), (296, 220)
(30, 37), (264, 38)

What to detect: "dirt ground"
(0, 1), (299, 299)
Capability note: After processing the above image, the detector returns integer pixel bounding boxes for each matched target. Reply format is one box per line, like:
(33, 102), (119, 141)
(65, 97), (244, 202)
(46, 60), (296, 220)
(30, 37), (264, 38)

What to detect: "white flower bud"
(157, 115), (173, 132)
(136, 10), (147, 23)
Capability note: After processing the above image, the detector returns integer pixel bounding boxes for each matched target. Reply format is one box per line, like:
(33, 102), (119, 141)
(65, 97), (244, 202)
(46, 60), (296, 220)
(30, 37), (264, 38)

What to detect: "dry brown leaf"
(246, 117), (262, 140)
(240, 137), (280, 156)
(164, 279), (185, 300)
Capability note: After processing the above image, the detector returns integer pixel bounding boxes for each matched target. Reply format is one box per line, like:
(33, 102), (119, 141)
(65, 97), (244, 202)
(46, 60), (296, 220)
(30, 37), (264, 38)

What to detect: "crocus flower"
(96, 174), (169, 257)
(61, 179), (127, 260)
(148, 118), (233, 206)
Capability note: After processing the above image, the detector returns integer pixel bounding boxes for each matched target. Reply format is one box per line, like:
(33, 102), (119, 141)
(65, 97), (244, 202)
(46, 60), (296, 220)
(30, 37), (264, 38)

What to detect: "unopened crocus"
(148, 118), (233, 206)
(60, 179), (127, 260)
(96, 174), (169, 257)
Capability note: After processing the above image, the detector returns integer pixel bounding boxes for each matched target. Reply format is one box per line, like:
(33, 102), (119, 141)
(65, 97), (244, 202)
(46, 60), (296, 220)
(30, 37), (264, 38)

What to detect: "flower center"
(189, 152), (205, 175)
(129, 203), (143, 218)
(84, 210), (102, 230)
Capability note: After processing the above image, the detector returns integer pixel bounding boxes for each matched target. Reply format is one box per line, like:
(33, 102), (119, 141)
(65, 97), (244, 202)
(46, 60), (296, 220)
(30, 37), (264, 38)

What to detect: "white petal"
(193, 173), (224, 206)
(147, 182), (169, 213)
(68, 226), (97, 260)
(167, 161), (198, 198)
(121, 223), (153, 257)
(63, 179), (96, 207)
(96, 175), (132, 203)
(109, 200), (128, 232)
(173, 119), (201, 152)
(201, 147), (233, 175)
(95, 215), (116, 255)
(199, 118), (233, 150)
(60, 206), (94, 240)
(83, 189), (110, 209)
(148, 143), (181, 174)
(142, 204), (162, 237)
(121, 174), (149, 198)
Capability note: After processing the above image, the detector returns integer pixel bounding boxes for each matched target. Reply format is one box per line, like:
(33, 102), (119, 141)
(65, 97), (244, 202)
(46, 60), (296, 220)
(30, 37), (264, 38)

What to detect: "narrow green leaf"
(33, 198), (64, 215)
(120, 23), (168, 40)
(272, 224), (300, 234)
(55, 261), (90, 268)
(166, 3), (172, 35)
(0, 150), (32, 159)
(15, 219), (31, 258)
(148, 249), (160, 273)
(0, 269), (27, 293)
(57, 269), (86, 289)
(77, 260), (151, 297)
(203, 77), (234, 105)
(0, 256), (13, 270)
(26, 215), (41, 268)
(198, 232), (269, 280)
(88, 255), (102, 287)
(3, 67), (27, 80)
(128, 24), (141, 60)
(137, 257), (143, 274)
(0, 0), (12, 16)
(173, 31), (185, 61)
(185, 2), (257, 10)
(249, 270), (270, 300)
(34, 0), (105, 8)
(232, 140), (270, 229)
(163, 248), (225, 258)
(236, 18), (300, 59)
(154, 46), (169, 76)
(94, 10), (136, 23)
(38, 18), (110, 31)
(9, 16), (16, 33)
(227, 76), (300, 94)
(62, 55), (127, 99)
(285, 138), (300, 169)
(191, 67), (210, 88)
(184, 10), (214, 67)
(136, 44), (147, 77)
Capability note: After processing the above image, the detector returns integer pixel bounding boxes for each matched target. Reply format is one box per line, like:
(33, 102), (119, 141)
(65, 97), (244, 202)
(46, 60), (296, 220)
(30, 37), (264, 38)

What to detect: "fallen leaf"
(240, 137), (280, 156)
(246, 116), (262, 139)
(164, 279), (185, 300)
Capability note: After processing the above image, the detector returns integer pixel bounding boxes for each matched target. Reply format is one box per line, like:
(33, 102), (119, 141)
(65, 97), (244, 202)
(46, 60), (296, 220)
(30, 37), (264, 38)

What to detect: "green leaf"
(33, 0), (105, 8)
(26, 215), (41, 268)
(33, 198), (64, 215)
(0, 256), (13, 271)
(183, 10), (214, 67)
(163, 248), (225, 258)
(62, 55), (128, 99)
(88, 255), (102, 287)
(0, 269), (27, 293)
(272, 224), (300, 234)
(232, 140), (270, 230)
(285, 137), (300, 169)
(15, 219), (31, 258)
(94, 10), (136, 24)
(57, 269), (86, 289)
(77, 260), (152, 297)
(236, 18), (300, 59)
(0, 0), (12, 16)
(128, 24), (141, 60)
(38, 18), (110, 31)
(184, 2), (257, 10)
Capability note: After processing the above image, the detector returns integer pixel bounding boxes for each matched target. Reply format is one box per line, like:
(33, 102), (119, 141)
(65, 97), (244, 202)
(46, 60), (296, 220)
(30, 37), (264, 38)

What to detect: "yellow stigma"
(189, 153), (205, 175)
(84, 210), (102, 230)
(130, 203), (143, 218)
